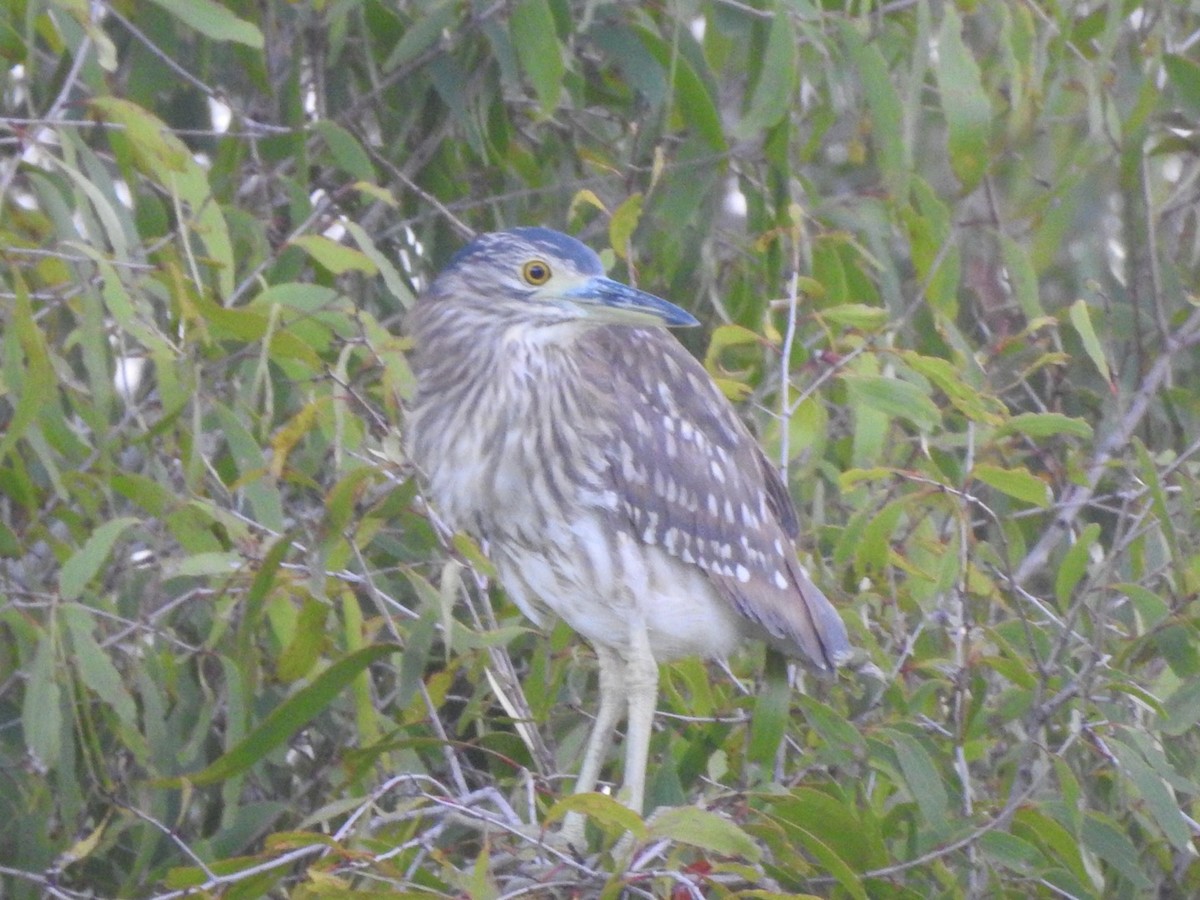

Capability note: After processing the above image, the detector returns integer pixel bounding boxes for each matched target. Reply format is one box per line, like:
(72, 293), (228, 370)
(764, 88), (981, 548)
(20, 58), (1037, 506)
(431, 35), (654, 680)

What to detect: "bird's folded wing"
(586, 327), (849, 670)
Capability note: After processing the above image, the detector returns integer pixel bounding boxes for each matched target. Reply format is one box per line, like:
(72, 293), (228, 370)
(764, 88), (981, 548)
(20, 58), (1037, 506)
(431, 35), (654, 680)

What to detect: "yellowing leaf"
(608, 193), (644, 259)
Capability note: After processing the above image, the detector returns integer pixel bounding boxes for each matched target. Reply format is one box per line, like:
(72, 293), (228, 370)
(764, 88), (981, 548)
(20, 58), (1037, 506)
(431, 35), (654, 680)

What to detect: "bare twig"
(1013, 303), (1200, 586)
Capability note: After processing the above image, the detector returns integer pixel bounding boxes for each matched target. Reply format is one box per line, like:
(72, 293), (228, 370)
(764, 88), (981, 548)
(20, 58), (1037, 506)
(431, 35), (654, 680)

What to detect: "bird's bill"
(559, 276), (699, 328)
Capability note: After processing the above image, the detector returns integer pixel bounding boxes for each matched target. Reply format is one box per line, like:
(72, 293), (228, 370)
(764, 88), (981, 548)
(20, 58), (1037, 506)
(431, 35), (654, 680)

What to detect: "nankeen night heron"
(405, 227), (851, 842)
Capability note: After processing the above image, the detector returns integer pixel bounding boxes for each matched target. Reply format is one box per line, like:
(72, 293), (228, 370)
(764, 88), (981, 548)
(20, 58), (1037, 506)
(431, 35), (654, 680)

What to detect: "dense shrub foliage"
(2, 1), (1200, 896)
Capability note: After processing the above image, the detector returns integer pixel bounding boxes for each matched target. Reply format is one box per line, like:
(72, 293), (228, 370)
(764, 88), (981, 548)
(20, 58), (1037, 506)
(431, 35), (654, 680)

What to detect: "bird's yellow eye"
(522, 259), (552, 285)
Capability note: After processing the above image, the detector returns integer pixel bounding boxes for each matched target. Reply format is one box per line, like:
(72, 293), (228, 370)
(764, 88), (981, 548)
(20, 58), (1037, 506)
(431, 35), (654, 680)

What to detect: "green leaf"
(818, 304), (889, 330)
(1081, 812), (1151, 889)
(545, 792), (646, 839)
(23, 634), (62, 767)
(775, 820), (867, 899)
(1160, 677), (1200, 737)
(290, 235), (378, 275)
(902, 351), (1005, 424)
(90, 97), (190, 174)
(313, 121), (375, 181)
(0, 276), (56, 463)
(1116, 582), (1169, 631)
(511, 0), (563, 114)
(840, 21), (907, 196)
(145, 0), (263, 47)
(648, 806), (762, 861)
(1001, 413), (1093, 439)
(171, 551), (243, 577)
(343, 220), (416, 309)
(172, 644), (398, 786)
(1164, 53), (1200, 116)
(608, 193), (644, 259)
(635, 25), (726, 151)
(383, 0), (460, 72)
(748, 649), (790, 765)
(63, 606), (139, 732)
(999, 233), (1045, 320)
(770, 788), (887, 871)
(276, 597), (330, 682)
(1054, 522), (1100, 608)
(936, 6), (991, 191)
(978, 830), (1045, 871)
(1068, 299), (1111, 385)
(889, 730), (951, 838)
(59, 517), (140, 601)
(971, 463), (1051, 508)
(736, 13), (796, 137)
(843, 374), (941, 432)
(1108, 736), (1194, 853)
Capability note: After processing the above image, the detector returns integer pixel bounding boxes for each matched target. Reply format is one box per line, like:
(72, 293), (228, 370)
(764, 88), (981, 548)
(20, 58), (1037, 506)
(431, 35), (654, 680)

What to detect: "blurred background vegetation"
(3, 0), (1200, 896)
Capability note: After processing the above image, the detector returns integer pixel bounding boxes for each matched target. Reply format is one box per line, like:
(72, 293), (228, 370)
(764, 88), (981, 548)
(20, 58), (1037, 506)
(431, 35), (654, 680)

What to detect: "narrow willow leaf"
(313, 120), (375, 180)
(173, 644), (397, 786)
(1012, 806), (1091, 889)
(936, 6), (991, 190)
(843, 374), (941, 432)
(890, 731), (951, 837)
(62, 606), (139, 731)
(1164, 53), (1200, 116)
(1068, 299), (1112, 385)
(903, 351), (1005, 424)
(748, 649), (790, 765)
(971, 463), (1051, 508)
(1160, 678), (1200, 736)
(146, 0), (263, 47)
(778, 822), (867, 899)
(818, 304), (890, 330)
(343, 220), (415, 309)
(840, 21), (906, 196)
(1054, 522), (1100, 608)
(383, 0), (460, 72)
(290, 235), (378, 275)
(773, 788), (887, 870)
(1108, 737), (1194, 853)
(1080, 816), (1152, 892)
(511, 0), (563, 114)
(1001, 412), (1093, 439)
(59, 517), (140, 601)
(276, 596), (330, 683)
(635, 25), (726, 151)
(608, 193), (644, 259)
(545, 792), (646, 839)
(23, 634), (63, 767)
(648, 806), (762, 861)
(1000, 233), (1045, 320)
(736, 13), (796, 137)
(979, 830), (1045, 870)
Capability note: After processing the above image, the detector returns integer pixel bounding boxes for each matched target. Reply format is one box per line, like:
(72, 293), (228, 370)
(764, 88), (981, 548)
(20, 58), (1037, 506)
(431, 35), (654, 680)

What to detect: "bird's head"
(426, 227), (699, 329)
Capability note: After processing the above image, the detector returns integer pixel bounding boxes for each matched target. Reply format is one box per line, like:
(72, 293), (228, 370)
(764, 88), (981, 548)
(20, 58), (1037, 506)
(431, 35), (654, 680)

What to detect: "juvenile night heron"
(405, 227), (850, 840)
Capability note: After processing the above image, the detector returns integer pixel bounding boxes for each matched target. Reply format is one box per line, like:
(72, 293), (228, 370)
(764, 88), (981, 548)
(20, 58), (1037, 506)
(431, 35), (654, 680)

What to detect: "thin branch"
(1013, 303), (1200, 586)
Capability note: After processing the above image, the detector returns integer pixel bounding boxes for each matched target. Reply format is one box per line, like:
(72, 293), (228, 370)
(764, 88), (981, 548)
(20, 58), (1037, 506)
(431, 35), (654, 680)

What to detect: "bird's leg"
(573, 644), (625, 796)
(560, 644), (625, 849)
(619, 623), (660, 817)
